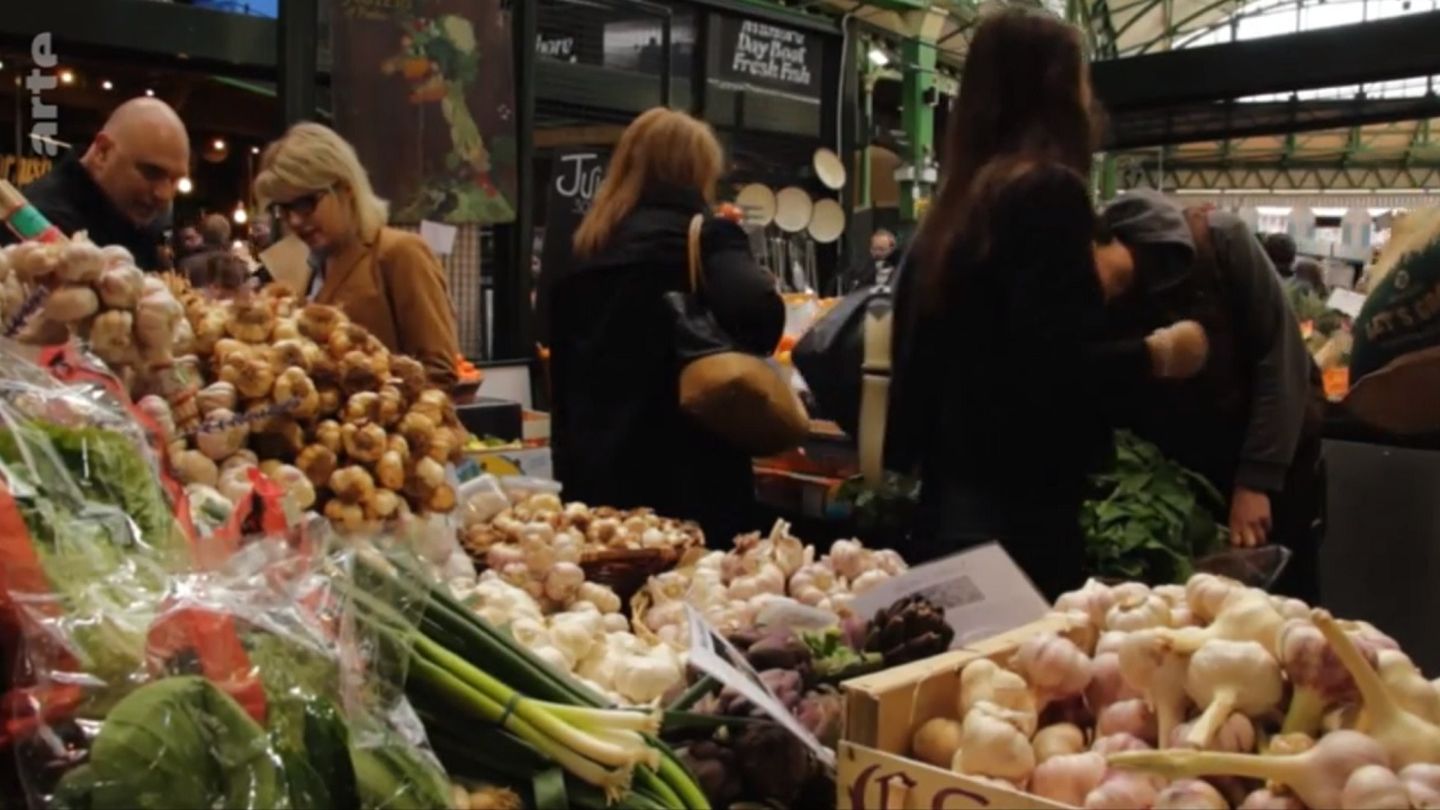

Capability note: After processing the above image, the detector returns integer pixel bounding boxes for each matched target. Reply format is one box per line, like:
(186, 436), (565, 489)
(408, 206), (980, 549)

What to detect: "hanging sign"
(537, 32), (577, 62)
(713, 15), (822, 97)
(534, 149), (608, 345)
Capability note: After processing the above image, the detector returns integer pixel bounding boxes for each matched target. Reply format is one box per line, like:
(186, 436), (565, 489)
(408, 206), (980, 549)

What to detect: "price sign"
(684, 604), (836, 770)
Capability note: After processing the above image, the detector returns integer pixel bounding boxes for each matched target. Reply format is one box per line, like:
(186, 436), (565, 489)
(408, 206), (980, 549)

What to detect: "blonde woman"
(549, 108), (783, 545)
(254, 122), (460, 386)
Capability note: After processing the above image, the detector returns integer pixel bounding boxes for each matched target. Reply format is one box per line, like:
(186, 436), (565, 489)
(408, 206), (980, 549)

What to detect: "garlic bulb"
(956, 702), (1036, 784)
(1031, 752), (1106, 807)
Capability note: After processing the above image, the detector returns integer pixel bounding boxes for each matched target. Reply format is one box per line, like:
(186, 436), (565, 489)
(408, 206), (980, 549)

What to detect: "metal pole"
(277, 0), (318, 128)
(495, 0), (537, 361)
(659, 8), (672, 107)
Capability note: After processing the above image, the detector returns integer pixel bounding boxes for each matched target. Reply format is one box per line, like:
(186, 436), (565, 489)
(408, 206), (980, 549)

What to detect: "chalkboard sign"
(535, 149), (609, 345)
(712, 15), (821, 98)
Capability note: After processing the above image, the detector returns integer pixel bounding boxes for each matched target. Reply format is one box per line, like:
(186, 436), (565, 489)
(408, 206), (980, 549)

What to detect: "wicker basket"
(580, 547), (686, 607)
(462, 538), (703, 610)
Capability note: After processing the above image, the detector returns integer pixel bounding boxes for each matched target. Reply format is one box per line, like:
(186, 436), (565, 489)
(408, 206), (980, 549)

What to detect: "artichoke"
(863, 594), (954, 666)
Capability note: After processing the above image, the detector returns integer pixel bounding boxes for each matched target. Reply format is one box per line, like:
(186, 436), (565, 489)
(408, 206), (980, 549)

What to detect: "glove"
(1145, 320), (1209, 379)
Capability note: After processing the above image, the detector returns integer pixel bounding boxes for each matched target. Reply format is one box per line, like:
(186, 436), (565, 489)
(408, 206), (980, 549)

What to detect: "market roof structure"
(763, 0), (1440, 192)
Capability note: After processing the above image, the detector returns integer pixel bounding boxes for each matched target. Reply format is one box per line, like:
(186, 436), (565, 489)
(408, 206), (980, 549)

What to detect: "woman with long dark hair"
(889, 10), (1203, 596)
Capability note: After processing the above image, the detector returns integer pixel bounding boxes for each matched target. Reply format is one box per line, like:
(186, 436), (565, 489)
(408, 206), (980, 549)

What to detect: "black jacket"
(2, 154), (163, 270)
(549, 186), (784, 545)
(1101, 191), (1317, 495)
(889, 165), (1146, 597)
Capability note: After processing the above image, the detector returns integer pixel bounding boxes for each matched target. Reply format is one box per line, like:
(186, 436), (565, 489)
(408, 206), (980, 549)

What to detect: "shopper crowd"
(3, 12), (1365, 606)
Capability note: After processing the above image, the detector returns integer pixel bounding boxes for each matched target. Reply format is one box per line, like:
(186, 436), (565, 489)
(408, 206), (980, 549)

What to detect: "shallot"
(910, 717), (962, 768)
(1034, 723), (1087, 763)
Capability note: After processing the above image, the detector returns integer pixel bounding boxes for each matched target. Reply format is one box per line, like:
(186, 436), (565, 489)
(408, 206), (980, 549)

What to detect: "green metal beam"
(899, 34), (938, 222)
(1404, 118), (1432, 165)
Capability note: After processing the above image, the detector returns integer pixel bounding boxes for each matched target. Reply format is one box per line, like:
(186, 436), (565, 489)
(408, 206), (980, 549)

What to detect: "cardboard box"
(839, 615), (1075, 810)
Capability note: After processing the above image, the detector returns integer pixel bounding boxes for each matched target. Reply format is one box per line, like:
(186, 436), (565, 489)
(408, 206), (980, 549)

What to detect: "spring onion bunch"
(345, 550), (708, 808)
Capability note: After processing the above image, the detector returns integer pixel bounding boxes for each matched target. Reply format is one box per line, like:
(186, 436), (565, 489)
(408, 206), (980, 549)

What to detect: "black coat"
(549, 187), (784, 546)
(3, 154), (163, 270)
(889, 165), (1147, 597)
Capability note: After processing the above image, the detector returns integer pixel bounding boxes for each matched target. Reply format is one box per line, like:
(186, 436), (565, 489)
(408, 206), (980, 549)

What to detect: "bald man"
(7, 98), (189, 270)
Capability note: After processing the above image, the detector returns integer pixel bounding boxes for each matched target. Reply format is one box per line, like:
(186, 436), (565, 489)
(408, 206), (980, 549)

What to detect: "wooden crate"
(838, 615), (1077, 810)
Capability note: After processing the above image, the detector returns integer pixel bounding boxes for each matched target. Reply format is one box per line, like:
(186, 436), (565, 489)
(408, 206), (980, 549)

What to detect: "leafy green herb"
(1080, 431), (1229, 584)
(798, 628), (883, 681)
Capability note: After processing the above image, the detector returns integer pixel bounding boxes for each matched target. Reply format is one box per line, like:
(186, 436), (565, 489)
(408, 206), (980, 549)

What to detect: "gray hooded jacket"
(1102, 190), (1313, 492)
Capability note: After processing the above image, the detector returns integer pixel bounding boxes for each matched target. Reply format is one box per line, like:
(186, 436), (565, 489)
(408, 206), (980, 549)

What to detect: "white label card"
(420, 220), (459, 257)
(1327, 288), (1367, 318)
(850, 542), (1049, 647)
(684, 604), (836, 770)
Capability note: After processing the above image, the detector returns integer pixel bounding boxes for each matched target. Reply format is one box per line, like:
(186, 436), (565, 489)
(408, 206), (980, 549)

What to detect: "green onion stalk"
(343, 552), (710, 809)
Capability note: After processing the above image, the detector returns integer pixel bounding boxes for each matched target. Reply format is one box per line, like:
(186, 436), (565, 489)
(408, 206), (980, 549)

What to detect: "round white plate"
(735, 183), (777, 227)
(807, 198), (846, 244)
(813, 147), (847, 190)
(774, 186), (814, 234)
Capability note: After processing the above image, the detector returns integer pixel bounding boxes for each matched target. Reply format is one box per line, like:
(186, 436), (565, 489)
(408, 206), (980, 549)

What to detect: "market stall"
(2, 200), (1439, 810)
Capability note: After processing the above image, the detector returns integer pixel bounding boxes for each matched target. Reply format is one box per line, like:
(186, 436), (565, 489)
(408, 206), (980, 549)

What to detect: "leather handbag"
(665, 214), (809, 456)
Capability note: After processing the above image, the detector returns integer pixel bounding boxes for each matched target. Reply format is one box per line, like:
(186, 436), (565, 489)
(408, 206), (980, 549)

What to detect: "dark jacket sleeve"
(1211, 213), (1312, 492)
(699, 218), (784, 356)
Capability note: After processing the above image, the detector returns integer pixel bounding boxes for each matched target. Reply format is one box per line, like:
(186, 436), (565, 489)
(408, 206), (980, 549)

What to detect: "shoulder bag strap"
(858, 300), (893, 487)
(686, 214), (705, 293)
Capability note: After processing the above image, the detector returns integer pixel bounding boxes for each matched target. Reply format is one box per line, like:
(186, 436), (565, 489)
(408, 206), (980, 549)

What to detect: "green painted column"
(900, 36), (937, 223)
(1097, 154), (1119, 201)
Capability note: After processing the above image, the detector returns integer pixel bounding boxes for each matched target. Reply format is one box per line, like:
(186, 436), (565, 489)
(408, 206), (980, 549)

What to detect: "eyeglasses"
(270, 188), (331, 219)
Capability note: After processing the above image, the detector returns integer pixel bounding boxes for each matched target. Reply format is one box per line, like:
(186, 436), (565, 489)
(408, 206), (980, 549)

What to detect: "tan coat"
(312, 227), (459, 388)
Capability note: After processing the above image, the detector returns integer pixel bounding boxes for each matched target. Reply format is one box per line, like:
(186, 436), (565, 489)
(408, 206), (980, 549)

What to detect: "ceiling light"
(213, 138), (226, 151)
(145, 88), (155, 97)
(58, 69), (75, 85)
(232, 204), (248, 225)
(867, 48), (890, 67)
(250, 146), (260, 155)
(0, 60), (6, 71)
(177, 177), (193, 194)
(101, 79), (113, 91)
